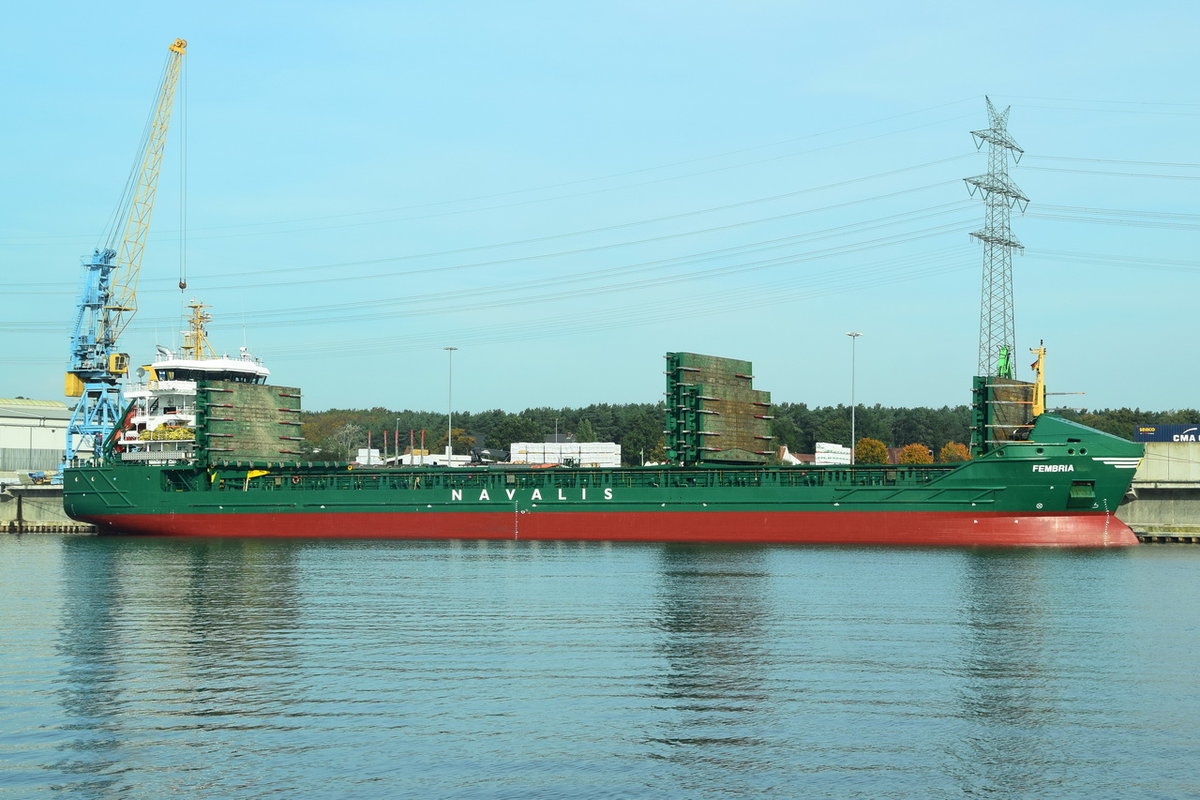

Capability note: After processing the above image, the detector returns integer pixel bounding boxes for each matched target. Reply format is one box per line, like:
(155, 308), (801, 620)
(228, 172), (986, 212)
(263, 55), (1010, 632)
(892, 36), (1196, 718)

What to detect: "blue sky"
(2, 1), (1198, 414)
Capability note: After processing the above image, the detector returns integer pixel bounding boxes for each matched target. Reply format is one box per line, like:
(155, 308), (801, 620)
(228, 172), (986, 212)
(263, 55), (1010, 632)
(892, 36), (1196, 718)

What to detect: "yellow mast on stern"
(1030, 342), (1047, 417)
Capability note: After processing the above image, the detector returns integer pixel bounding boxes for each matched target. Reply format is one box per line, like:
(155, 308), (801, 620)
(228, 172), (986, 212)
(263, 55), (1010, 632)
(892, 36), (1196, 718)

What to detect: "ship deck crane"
(64, 38), (186, 466)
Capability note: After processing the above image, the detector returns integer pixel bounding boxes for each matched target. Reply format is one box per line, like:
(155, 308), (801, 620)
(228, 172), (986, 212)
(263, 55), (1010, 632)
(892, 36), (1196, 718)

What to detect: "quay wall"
(1118, 442), (1200, 540)
(1, 486), (93, 533)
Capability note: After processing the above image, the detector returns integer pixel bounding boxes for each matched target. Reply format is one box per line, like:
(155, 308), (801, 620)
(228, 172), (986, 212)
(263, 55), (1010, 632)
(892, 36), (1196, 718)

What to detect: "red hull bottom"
(87, 510), (1139, 547)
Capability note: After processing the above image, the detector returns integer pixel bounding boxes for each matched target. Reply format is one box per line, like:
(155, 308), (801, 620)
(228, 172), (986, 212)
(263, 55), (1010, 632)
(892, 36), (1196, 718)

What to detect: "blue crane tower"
(64, 38), (186, 467)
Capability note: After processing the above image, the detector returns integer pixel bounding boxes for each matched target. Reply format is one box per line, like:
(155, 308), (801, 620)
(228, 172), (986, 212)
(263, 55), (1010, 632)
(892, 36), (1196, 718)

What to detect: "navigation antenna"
(964, 97), (1029, 378)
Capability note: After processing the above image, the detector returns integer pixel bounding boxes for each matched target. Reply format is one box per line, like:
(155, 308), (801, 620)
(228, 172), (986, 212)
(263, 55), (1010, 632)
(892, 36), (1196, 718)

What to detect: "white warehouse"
(509, 441), (621, 468)
(0, 398), (70, 474)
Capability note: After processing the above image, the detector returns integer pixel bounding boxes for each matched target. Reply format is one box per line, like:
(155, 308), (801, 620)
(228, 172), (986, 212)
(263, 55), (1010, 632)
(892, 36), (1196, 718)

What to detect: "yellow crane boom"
(104, 37), (187, 345)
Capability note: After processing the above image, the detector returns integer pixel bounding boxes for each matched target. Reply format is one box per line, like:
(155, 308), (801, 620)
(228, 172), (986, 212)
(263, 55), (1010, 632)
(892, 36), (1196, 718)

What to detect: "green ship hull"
(64, 414), (1143, 546)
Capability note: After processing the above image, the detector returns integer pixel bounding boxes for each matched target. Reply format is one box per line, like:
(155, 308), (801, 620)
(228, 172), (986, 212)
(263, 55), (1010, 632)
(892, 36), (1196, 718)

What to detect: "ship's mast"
(179, 301), (218, 360)
(1030, 342), (1047, 417)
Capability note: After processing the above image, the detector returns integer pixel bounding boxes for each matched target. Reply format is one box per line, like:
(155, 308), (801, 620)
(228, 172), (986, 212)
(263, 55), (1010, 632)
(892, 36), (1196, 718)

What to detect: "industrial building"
(0, 398), (70, 475)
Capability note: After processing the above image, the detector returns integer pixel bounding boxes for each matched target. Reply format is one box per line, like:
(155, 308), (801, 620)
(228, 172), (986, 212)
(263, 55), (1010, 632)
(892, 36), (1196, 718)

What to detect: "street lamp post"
(444, 346), (458, 465)
(846, 332), (862, 464)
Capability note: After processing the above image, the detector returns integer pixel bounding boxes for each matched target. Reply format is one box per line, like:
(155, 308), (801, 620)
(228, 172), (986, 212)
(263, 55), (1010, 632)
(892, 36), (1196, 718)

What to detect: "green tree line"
(301, 403), (1183, 465)
(769, 403), (973, 456)
(302, 403), (667, 465)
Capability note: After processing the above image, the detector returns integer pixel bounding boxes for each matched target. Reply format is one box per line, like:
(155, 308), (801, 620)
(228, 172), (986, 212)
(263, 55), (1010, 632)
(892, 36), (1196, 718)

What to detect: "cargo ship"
(62, 316), (1143, 547)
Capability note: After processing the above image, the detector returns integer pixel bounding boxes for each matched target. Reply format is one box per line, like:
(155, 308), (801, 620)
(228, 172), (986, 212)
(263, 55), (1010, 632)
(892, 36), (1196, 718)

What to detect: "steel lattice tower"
(964, 97), (1029, 377)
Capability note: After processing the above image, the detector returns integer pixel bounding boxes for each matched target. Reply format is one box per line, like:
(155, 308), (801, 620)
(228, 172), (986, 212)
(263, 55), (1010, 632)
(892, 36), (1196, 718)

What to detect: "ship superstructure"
(117, 302), (269, 464)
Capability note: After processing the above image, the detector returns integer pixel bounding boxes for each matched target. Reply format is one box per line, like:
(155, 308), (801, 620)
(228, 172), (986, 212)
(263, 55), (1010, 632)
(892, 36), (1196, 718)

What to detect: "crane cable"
(177, 53), (189, 349)
(179, 53), (188, 293)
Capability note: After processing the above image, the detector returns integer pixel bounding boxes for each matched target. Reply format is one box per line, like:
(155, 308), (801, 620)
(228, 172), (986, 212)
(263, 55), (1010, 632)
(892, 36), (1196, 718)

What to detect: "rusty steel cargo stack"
(665, 352), (774, 465)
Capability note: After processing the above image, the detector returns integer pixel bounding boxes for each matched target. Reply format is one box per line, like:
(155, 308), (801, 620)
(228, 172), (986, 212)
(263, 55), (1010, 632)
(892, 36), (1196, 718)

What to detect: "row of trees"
(300, 402), (1186, 466)
(302, 404), (667, 464)
(771, 403), (973, 457)
(853, 438), (971, 465)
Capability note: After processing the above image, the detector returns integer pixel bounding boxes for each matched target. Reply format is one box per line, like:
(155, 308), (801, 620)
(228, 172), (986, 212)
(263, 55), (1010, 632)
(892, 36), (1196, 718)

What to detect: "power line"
(1027, 155), (1200, 170)
(0, 215), (977, 332)
(1024, 165), (1200, 180)
(1036, 203), (1200, 220)
(209, 203), (974, 313)
(225, 221), (976, 329)
(1027, 211), (1200, 231)
(1026, 249), (1200, 273)
(261, 246), (979, 359)
(1, 99), (981, 246)
(0, 245), (976, 365)
(9, 173), (969, 295)
(1006, 95), (1200, 109)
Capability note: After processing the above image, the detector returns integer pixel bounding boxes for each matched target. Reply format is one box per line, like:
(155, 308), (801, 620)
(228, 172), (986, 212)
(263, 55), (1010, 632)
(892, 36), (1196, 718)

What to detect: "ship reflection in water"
(1, 535), (1196, 799)
(648, 545), (773, 785)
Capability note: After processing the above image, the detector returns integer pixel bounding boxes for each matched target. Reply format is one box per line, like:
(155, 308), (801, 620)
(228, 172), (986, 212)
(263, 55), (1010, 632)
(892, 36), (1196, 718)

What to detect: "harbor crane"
(64, 38), (186, 465)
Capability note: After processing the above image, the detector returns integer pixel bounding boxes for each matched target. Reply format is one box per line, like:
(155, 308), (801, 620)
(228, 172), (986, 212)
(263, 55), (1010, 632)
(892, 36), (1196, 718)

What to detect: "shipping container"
(1133, 424), (1200, 443)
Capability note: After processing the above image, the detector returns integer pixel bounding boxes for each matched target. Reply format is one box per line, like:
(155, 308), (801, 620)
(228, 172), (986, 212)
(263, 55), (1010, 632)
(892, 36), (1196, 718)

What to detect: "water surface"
(2, 536), (1198, 798)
